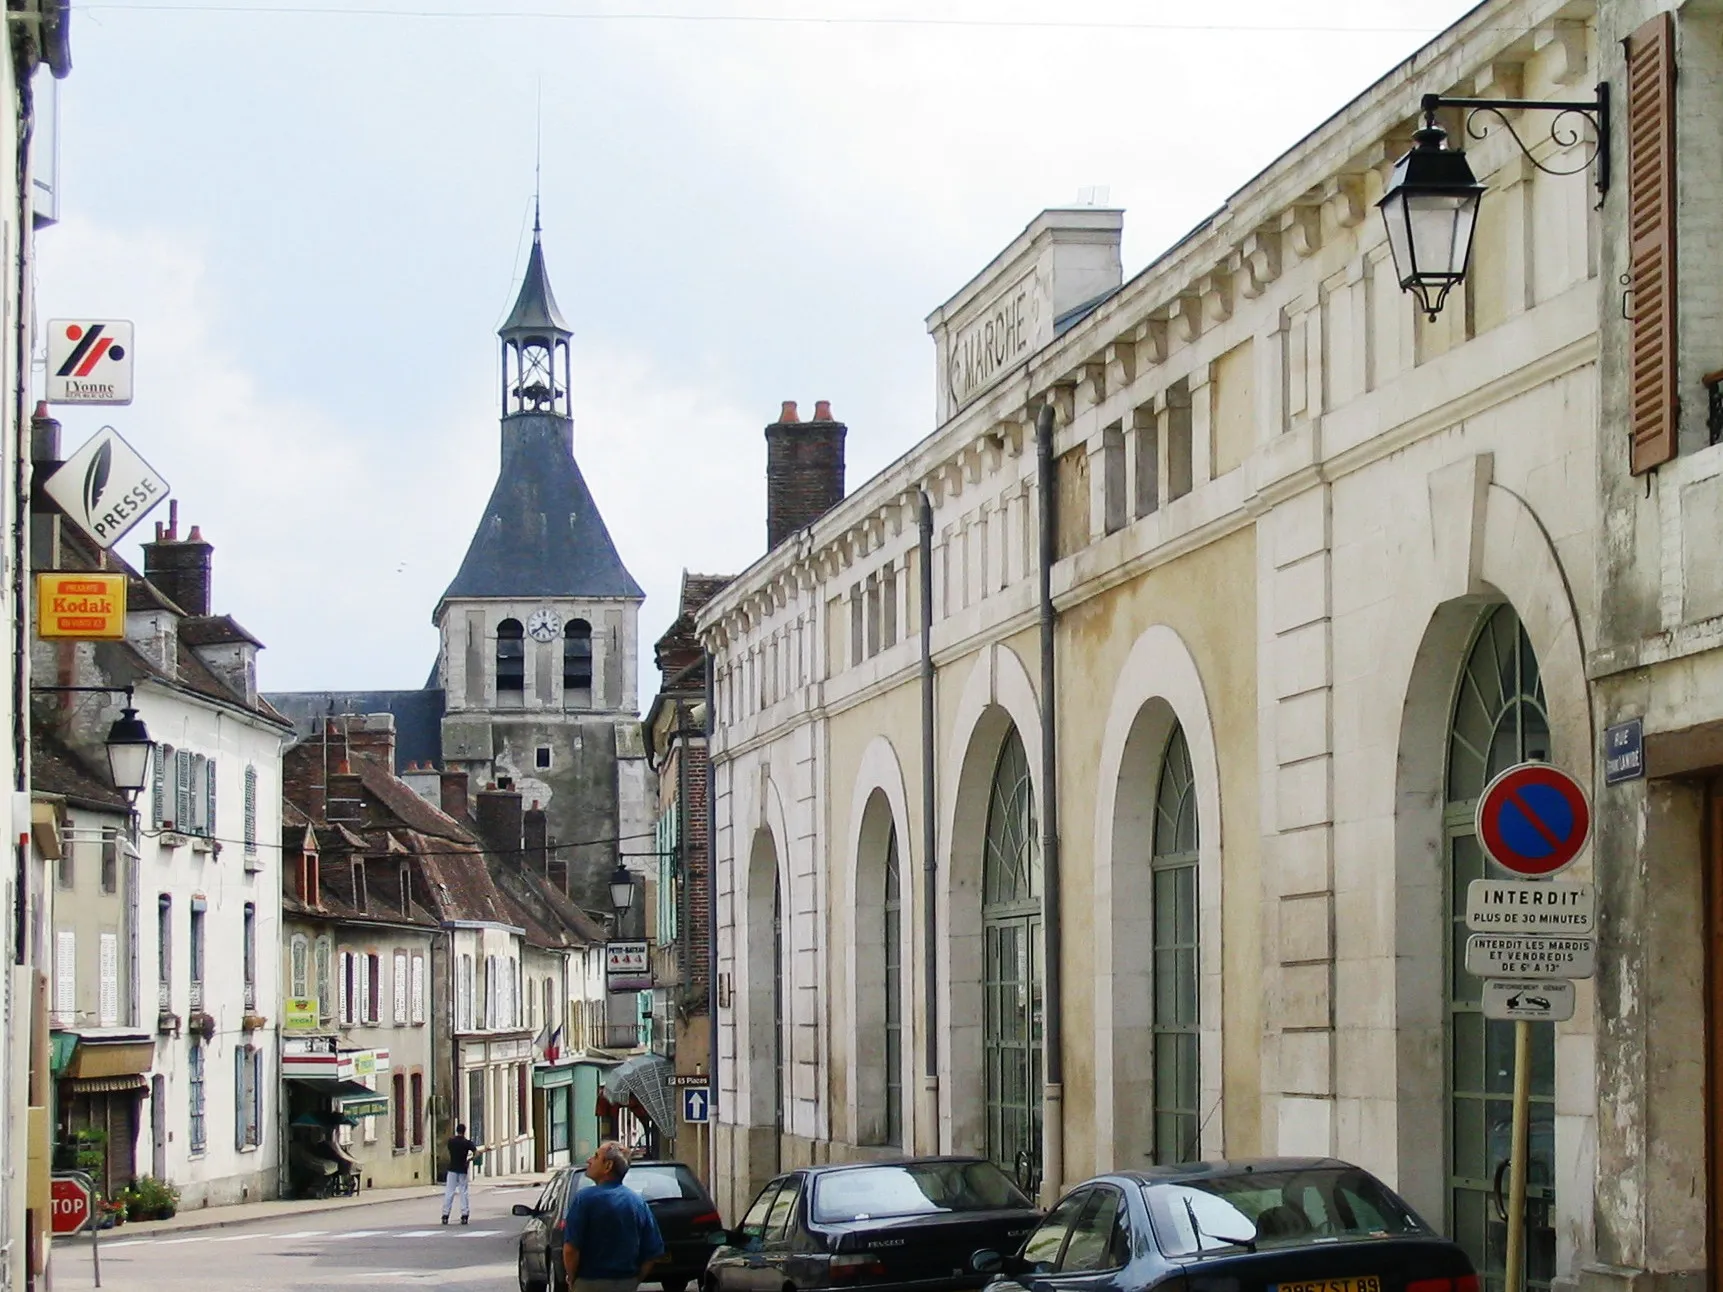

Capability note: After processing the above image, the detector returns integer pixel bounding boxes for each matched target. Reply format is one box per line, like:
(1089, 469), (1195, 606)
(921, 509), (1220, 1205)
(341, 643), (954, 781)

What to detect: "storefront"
(281, 1036), (392, 1196)
(532, 1062), (576, 1172)
(50, 1029), (155, 1198)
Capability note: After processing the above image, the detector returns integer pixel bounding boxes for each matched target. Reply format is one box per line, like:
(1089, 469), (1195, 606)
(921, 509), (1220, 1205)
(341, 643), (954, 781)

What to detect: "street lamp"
(1377, 114), (1485, 321)
(103, 707), (155, 802)
(31, 685), (157, 804)
(609, 864), (636, 916)
(1380, 87), (1609, 320)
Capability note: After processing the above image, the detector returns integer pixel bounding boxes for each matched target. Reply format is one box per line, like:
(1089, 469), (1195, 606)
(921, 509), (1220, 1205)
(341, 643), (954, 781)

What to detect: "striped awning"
(64, 1074), (148, 1094)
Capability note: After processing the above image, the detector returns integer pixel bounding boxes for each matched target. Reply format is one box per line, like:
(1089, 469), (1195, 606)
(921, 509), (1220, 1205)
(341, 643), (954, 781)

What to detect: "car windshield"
(811, 1161), (1031, 1224)
(1146, 1167), (1428, 1257)
(574, 1165), (704, 1202)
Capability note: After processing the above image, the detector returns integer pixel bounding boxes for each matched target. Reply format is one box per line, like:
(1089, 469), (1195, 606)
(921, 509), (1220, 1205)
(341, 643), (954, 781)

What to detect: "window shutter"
(1628, 11), (1678, 475)
(152, 745), (169, 827)
(99, 933), (118, 1027)
(243, 765), (258, 857)
(205, 758), (218, 837)
(394, 952), (408, 1025)
(291, 936), (309, 998)
(175, 749), (193, 830)
(339, 952), (351, 1024)
(411, 955), (425, 1024)
(55, 930), (75, 1020)
(369, 954), (381, 1023)
(235, 1044), (247, 1150)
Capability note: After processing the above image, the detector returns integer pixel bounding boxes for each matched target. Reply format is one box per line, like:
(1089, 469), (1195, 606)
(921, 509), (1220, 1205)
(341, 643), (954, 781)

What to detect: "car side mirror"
(709, 1230), (730, 1247)
(971, 1250), (1004, 1275)
(512, 1204), (538, 1218)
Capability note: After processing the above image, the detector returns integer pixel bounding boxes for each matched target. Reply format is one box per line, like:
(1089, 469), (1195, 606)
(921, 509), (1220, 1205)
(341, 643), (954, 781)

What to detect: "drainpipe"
(917, 489), (939, 1153)
(704, 651), (719, 1181)
(1035, 403), (1063, 1204)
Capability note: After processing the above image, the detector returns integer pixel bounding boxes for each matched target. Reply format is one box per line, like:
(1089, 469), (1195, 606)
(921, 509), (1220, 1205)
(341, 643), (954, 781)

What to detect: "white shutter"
(411, 955), (425, 1024)
(358, 954), (370, 1024)
(99, 933), (119, 1027)
(393, 952), (408, 1025)
(55, 930), (75, 1021)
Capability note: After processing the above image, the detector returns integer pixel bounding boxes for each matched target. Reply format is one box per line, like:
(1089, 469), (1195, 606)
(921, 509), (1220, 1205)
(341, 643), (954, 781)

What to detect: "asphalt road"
(51, 1182), (551, 1292)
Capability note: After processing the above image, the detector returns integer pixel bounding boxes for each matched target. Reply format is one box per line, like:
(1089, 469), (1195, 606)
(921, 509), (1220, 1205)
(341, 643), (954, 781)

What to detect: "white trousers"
(442, 1171), (470, 1218)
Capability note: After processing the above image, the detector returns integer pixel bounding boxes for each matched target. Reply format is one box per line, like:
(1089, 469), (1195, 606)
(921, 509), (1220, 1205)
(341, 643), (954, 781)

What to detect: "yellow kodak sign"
(36, 573), (126, 640)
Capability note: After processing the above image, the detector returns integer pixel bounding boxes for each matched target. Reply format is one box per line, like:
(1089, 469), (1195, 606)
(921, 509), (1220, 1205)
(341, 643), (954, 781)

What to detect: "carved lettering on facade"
(946, 273), (1047, 411)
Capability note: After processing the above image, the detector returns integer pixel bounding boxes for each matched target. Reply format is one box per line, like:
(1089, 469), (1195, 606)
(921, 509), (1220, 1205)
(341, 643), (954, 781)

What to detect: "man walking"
(442, 1123), (481, 1225)
(563, 1142), (665, 1292)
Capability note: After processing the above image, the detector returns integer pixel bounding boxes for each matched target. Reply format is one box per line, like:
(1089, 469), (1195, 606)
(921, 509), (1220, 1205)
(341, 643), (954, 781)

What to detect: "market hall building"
(697, 1), (1723, 1289)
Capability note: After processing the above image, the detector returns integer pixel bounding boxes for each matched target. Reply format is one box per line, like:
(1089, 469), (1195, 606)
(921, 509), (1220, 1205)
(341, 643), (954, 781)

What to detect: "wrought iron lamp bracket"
(1420, 86), (1610, 208)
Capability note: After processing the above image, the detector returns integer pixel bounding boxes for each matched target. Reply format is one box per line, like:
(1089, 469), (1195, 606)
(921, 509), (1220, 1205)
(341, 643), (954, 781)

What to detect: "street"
(52, 1183), (551, 1292)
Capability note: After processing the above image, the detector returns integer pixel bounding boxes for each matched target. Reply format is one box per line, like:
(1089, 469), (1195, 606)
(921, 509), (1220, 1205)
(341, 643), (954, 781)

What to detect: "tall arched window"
(883, 825), (903, 1148)
(497, 619), (525, 696)
(1151, 724), (1199, 1164)
(982, 727), (1042, 1183)
(1445, 605), (1555, 1289)
(564, 619), (593, 702)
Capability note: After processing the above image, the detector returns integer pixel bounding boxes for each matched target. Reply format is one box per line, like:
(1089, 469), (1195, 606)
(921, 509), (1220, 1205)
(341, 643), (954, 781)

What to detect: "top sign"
(1475, 761), (1591, 877)
(47, 319), (134, 404)
(40, 426), (169, 550)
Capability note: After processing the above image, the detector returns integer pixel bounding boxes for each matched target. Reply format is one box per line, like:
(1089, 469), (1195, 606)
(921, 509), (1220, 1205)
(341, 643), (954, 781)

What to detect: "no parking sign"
(1475, 762), (1591, 877)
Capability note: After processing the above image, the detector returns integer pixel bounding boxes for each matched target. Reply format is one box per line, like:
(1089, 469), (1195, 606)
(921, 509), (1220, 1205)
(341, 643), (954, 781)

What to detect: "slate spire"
(499, 215), (572, 419)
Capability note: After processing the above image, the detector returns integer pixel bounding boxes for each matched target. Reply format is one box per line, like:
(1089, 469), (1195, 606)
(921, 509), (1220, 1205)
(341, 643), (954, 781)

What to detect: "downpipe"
(917, 489), (939, 1154)
(1035, 403), (1063, 1205)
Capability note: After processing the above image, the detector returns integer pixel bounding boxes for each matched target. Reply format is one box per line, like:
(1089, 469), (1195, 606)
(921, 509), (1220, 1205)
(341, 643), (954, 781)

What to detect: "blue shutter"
(175, 749), (193, 830)
(205, 758), (218, 838)
(235, 1044), (246, 1150)
(151, 745), (170, 827)
(243, 766), (258, 857)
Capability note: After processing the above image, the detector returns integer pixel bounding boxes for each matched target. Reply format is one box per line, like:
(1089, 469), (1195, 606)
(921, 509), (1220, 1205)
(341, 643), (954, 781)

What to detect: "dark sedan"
(973, 1159), (1477, 1292)
(705, 1157), (1042, 1292)
(516, 1160), (726, 1292)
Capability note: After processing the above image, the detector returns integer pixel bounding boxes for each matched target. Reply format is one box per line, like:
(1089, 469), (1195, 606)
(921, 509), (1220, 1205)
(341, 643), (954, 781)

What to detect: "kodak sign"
(37, 573), (126, 640)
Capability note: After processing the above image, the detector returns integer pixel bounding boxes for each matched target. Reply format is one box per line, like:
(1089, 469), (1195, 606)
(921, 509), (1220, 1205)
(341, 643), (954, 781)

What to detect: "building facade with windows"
(698, 2), (1723, 1289)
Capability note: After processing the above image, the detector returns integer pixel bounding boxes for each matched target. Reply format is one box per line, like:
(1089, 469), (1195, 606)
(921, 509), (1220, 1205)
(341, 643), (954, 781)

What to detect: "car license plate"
(1275, 1279), (1381, 1292)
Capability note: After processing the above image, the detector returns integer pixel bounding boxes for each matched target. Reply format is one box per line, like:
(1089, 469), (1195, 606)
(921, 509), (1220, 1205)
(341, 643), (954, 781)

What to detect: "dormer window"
(563, 619), (592, 705)
(497, 619), (525, 697)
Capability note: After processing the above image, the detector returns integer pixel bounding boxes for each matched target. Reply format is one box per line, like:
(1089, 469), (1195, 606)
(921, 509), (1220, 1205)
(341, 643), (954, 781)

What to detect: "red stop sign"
(50, 1177), (91, 1235)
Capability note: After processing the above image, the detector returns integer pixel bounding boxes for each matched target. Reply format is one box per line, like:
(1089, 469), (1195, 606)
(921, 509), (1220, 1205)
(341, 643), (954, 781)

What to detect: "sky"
(36, 0), (1482, 704)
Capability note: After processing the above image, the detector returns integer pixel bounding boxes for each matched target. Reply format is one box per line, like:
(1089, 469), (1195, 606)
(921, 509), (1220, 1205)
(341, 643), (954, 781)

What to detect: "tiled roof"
(179, 615), (263, 649)
(439, 412), (643, 605)
(30, 722), (129, 812)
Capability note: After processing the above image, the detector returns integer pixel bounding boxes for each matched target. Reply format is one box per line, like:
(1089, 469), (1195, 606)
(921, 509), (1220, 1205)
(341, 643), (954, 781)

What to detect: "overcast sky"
(37, 0), (1479, 703)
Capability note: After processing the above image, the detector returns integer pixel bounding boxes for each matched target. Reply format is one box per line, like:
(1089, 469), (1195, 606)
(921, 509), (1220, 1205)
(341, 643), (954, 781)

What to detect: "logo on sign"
(35, 572), (125, 640)
(40, 427), (169, 551)
(47, 320), (134, 405)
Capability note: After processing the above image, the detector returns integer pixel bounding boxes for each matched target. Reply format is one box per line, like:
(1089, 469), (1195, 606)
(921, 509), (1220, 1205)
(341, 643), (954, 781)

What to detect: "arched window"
(289, 934), (310, 1000)
(1150, 724), (1199, 1165)
(314, 936), (333, 1023)
(982, 727), (1041, 1183)
(883, 825), (903, 1147)
(1444, 605), (1555, 1288)
(563, 619), (593, 700)
(496, 619), (525, 695)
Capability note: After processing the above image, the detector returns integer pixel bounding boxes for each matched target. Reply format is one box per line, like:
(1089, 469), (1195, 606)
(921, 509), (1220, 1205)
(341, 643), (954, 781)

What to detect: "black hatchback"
(705, 1157), (1042, 1292)
(516, 1160), (725, 1292)
(972, 1159), (1477, 1292)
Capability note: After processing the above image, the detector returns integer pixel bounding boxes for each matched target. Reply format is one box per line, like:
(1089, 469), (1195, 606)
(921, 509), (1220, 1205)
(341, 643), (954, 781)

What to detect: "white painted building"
(698, 1), (1723, 1289)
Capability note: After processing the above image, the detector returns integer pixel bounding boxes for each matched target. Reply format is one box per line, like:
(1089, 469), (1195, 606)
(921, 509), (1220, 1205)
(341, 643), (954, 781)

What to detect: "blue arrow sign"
(683, 1087), (710, 1124)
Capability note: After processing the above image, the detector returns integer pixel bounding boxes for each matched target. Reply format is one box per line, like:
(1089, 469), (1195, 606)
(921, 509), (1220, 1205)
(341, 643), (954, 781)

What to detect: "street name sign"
(1604, 718), (1645, 785)
(1475, 761), (1591, 877)
(1481, 979), (1577, 1023)
(35, 572), (125, 640)
(47, 320), (133, 405)
(682, 1087), (710, 1124)
(40, 426), (168, 550)
(1465, 880), (1594, 935)
(1465, 934), (1596, 980)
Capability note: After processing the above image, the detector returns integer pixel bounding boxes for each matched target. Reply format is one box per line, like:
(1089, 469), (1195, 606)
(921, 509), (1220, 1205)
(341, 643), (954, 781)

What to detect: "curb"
(57, 1186), (449, 1241)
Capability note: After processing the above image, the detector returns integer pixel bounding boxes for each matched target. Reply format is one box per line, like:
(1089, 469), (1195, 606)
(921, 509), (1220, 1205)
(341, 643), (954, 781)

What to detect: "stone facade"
(695, 3), (1721, 1289)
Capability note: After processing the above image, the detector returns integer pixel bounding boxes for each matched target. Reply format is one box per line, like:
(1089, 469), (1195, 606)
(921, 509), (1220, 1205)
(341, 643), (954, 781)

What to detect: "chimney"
(524, 802), (548, 875)
(765, 399), (846, 550)
(347, 714), (397, 769)
(327, 762), (363, 826)
(142, 502), (214, 615)
(475, 782), (525, 861)
(30, 402), (60, 477)
(439, 768), (470, 821)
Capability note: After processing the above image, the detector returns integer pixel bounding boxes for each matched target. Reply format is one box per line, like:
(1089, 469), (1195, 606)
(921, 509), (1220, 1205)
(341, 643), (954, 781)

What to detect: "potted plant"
(126, 1176), (179, 1221)
(71, 1128), (106, 1176)
(189, 1012), (216, 1040)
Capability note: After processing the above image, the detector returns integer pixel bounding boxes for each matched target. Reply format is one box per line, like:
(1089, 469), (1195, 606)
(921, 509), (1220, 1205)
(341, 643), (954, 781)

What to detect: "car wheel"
(519, 1252), (546, 1292)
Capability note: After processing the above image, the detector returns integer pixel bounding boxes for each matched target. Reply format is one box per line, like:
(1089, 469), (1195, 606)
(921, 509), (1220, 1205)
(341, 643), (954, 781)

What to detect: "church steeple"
(499, 215), (573, 418)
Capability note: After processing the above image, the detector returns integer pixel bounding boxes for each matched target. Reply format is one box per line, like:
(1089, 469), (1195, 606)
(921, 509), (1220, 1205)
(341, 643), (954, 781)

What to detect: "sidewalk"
(55, 1175), (549, 1241)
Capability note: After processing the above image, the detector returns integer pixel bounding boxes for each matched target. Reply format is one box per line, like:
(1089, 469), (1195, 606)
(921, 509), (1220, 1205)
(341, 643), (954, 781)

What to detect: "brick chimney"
(345, 714), (396, 769)
(30, 402), (60, 478)
(765, 399), (846, 550)
(475, 782), (524, 861)
(142, 501), (214, 615)
(524, 802), (548, 875)
(439, 768), (470, 821)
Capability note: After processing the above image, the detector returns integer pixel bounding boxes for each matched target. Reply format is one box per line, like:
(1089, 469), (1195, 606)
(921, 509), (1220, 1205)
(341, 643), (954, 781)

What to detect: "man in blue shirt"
(563, 1142), (666, 1292)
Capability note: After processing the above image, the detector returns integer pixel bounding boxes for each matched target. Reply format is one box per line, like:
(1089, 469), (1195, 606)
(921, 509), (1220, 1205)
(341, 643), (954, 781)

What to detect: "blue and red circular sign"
(1475, 761), (1591, 877)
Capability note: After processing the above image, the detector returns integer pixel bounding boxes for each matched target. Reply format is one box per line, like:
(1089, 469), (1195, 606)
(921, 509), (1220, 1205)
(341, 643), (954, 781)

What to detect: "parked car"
(705, 1157), (1042, 1292)
(971, 1158), (1477, 1292)
(516, 1161), (725, 1292)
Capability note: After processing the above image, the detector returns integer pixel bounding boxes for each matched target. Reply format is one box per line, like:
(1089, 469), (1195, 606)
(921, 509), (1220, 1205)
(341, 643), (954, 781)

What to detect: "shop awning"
(534, 1063), (576, 1090)
(601, 1053), (675, 1134)
(64, 1074), (148, 1094)
(286, 1076), (376, 1100)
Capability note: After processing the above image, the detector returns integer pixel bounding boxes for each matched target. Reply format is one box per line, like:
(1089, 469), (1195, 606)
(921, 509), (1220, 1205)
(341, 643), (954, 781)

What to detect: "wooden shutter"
(175, 749), (193, 830)
(204, 758), (218, 837)
(55, 929), (75, 1020)
(99, 933), (118, 1027)
(243, 765), (258, 857)
(1628, 11), (1678, 474)
(151, 745), (168, 827)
